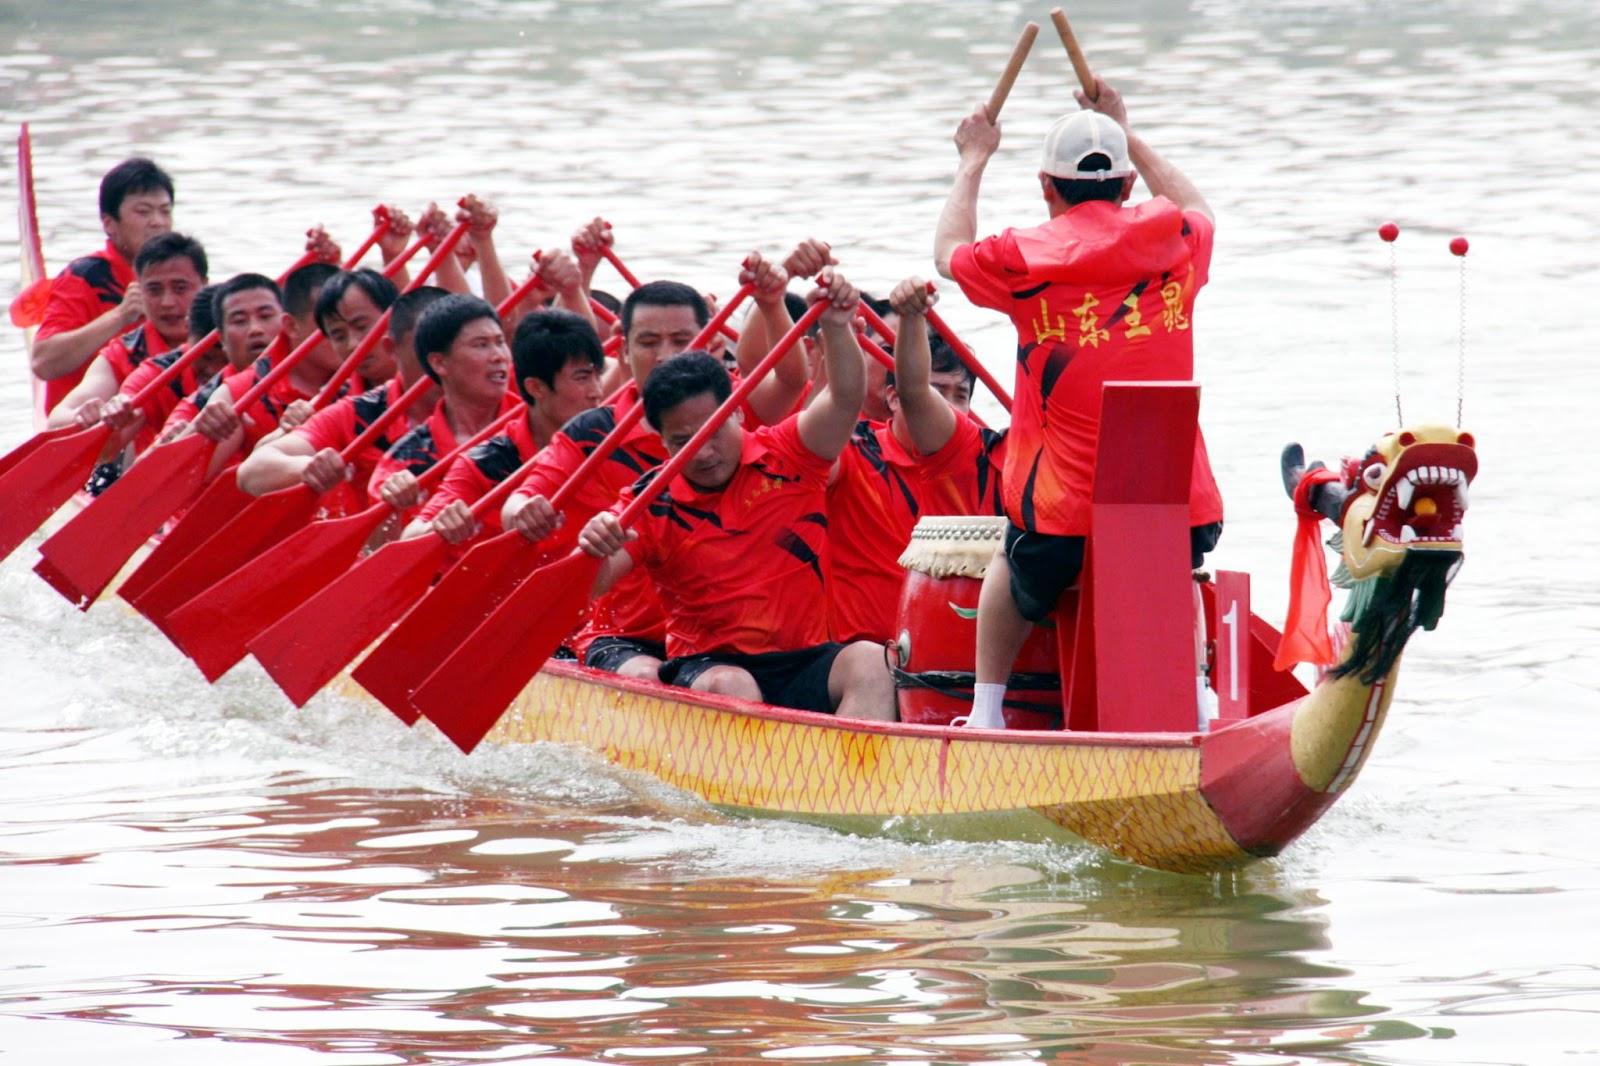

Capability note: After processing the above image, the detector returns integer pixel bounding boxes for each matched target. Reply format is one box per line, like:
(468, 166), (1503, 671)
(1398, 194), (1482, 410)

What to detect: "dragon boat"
(10, 126), (1477, 875)
(326, 384), (1474, 875)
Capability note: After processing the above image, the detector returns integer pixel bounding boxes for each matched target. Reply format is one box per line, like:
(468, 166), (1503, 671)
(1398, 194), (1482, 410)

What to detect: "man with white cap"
(932, 76), (1224, 730)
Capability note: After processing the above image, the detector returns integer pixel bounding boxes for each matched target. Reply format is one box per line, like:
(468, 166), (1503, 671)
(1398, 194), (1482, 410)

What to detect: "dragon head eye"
(1398, 431), (1417, 446)
(1363, 463), (1387, 490)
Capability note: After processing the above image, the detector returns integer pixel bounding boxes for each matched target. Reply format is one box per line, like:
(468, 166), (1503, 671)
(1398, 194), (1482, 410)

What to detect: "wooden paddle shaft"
(987, 21), (1039, 120)
(1049, 8), (1097, 98)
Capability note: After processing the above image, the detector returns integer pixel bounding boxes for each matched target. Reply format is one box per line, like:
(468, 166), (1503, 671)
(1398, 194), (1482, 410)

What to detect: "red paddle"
(37, 225), (459, 610)
(246, 438), (547, 708)
(410, 300), (830, 752)
(350, 282), (758, 719)
(133, 375), (438, 632)
(114, 226), (435, 608)
(0, 233), (370, 567)
(162, 405), (521, 681)
(153, 268), (547, 666)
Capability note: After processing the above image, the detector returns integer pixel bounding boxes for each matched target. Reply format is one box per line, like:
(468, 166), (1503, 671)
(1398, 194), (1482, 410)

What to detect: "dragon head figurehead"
(1338, 424), (1477, 581)
(1283, 424), (1478, 683)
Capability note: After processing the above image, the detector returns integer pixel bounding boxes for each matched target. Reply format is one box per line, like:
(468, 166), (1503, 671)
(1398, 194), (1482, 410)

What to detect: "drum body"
(893, 516), (1061, 729)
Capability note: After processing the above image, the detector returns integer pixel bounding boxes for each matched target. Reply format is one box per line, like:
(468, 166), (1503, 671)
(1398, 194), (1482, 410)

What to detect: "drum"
(892, 515), (1061, 729)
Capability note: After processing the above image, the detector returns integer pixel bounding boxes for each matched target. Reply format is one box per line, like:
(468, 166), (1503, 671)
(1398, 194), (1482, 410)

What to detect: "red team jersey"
(116, 346), (201, 453)
(516, 383), (668, 656)
(367, 391), (523, 506)
(414, 413), (542, 530)
(619, 417), (834, 659)
(826, 414), (1007, 642)
(290, 378), (416, 516)
(99, 323), (161, 384)
(35, 240), (138, 413)
(950, 198), (1223, 536)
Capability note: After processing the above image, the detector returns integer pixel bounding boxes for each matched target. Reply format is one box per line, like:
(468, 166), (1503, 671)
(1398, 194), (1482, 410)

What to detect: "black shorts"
(584, 636), (667, 675)
(659, 643), (845, 714)
(1003, 520), (1224, 624)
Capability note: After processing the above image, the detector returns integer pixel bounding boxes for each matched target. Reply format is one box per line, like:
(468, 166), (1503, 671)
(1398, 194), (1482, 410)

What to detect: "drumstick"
(1049, 8), (1098, 98)
(986, 21), (1040, 120)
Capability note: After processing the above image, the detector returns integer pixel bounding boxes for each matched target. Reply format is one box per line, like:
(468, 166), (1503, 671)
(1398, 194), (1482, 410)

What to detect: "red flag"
(1274, 467), (1342, 671)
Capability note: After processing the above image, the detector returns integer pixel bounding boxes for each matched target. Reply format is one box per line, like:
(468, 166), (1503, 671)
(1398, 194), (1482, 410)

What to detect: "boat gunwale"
(533, 658), (1216, 750)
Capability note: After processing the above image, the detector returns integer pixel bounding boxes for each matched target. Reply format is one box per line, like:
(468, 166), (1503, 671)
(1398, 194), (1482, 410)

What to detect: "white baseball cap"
(1040, 110), (1133, 180)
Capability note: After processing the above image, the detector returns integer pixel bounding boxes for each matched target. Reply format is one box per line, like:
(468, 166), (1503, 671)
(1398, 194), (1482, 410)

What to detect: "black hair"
(413, 293), (501, 384)
(590, 288), (622, 317)
(389, 286), (449, 344)
(1048, 152), (1126, 205)
(99, 157), (174, 219)
(313, 268), (400, 334)
(862, 293), (894, 320)
(133, 231), (207, 279)
(282, 262), (339, 321)
(188, 283), (220, 340)
(511, 308), (605, 405)
(884, 334), (973, 391)
(642, 350), (730, 431)
(783, 291), (821, 339)
(621, 280), (708, 336)
(210, 273), (283, 330)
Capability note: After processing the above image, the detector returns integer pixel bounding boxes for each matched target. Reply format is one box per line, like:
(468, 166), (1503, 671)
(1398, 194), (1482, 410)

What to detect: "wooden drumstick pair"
(986, 7), (1099, 120)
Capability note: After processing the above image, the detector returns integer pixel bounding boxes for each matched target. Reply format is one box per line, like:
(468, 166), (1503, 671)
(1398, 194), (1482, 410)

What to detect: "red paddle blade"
(248, 534), (449, 707)
(119, 475), (251, 607)
(0, 425), (109, 563)
(165, 507), (387, 682)
(352, 531), (543, 723)
(8, 276), (50, 328)
(134, 485), (316, 631)
(34, 434), (212, 608)
(0, 421), (93, 482)
(410, 551), (601, 754)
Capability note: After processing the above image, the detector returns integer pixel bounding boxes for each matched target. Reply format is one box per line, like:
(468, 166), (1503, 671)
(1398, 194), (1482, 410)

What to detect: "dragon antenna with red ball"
(1379, 221), (1402, 424)
(1451, 235), (1469, 425)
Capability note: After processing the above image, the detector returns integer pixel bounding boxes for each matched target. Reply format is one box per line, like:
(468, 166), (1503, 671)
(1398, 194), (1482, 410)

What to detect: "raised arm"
(418, 202), (472, 294)
(539, 250), (599, 334)
(458, 195), (511, 308)
(738, 250), (808, 426)
(887, 278), (959, 456)
(1078, 77), (1212, 221)
(796, 270), (863, 462)
(934, 105), (1002, 280)
(375, 206), (416, 290)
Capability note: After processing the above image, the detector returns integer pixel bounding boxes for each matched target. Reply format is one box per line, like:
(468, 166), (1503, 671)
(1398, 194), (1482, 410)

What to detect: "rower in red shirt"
(234, 271), (425, 517)
(70, 282), (216, 496)
(496, 257), (808, 681)
(933, 77), (1223, 729)
(31, 158), (175, 413)
(156, 261), (335, 447)
(826, 276), (1007, 643)
(395, 248), (607, 543)
(47, 232), (208, 431)
(363, 293), (537, 523)
(577, 270), (894, 719)
(178, 262), (372, 478)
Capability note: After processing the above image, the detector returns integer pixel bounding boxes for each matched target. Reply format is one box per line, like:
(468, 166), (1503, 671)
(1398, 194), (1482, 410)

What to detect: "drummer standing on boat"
(933, 77), (1224, 729)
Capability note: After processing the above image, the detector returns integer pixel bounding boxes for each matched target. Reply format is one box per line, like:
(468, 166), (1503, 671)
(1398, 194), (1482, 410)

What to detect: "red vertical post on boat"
(1075, 381), (1200, 732)
(1212, 570), (1252, 721)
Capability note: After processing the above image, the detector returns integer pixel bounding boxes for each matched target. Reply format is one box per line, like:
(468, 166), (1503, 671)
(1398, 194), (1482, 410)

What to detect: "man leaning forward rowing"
(577, 269), (896, 721)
